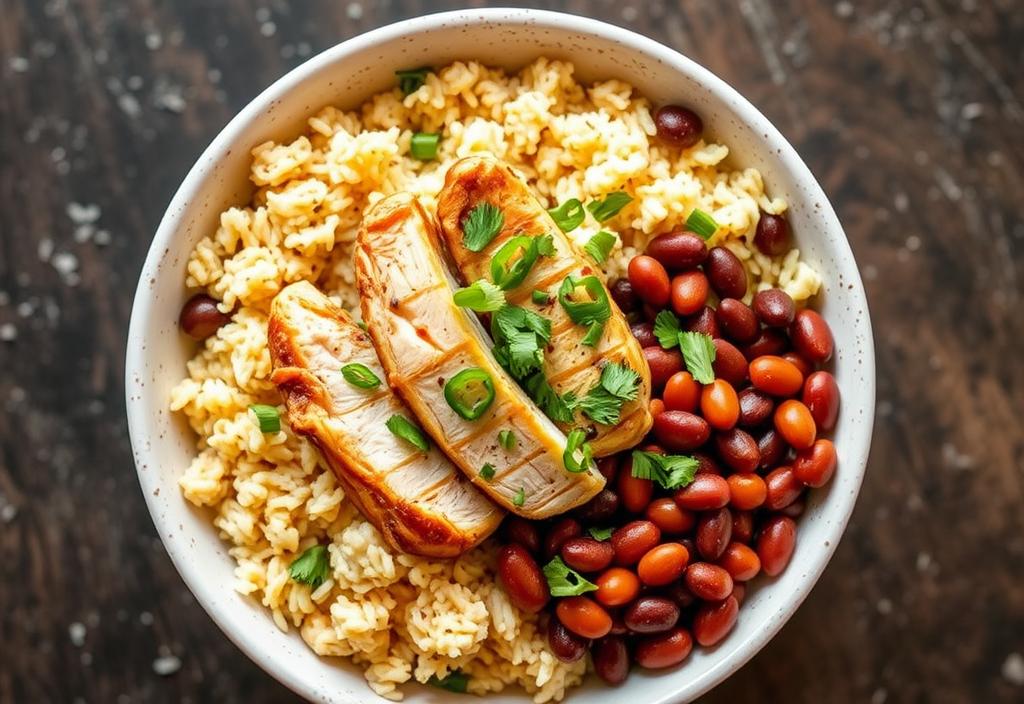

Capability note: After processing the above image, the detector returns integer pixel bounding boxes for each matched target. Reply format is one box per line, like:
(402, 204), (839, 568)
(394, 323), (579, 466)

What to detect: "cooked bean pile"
(496, 215), (840, 685)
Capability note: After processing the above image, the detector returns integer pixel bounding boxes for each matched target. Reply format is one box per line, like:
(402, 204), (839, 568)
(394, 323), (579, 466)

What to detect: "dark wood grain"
(1, 1), (1022, 702)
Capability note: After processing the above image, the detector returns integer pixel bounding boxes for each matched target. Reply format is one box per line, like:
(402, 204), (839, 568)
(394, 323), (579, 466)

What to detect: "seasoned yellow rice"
(170, 58), (820, 701)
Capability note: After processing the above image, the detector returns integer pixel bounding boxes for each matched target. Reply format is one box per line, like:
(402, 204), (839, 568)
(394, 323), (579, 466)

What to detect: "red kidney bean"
(596, 456), (620, 483)
(790, 309), (834, 363)
(741, 328), (788, 361)
(561, 537), (615, 573)
(694, 452), (724, 475)
(663, 581), (696, 608)
(654, 105), (703, 148)
(548, 619), (589, 663)
(782, 351), (813, 378)
(637, 543), (690, 586)
(696, 507), (733, 560)
(653, 411), (710, 452)
(684, 305), (721, 338)
(731, 582), (747, 605)
(737, 387), (774, 427)
(712, 338), (748, 386)
(644, 347), (685, 391)
(715, 298), (759, 343)
(595, 567), (641, 607)
(727, 473), (767, 510)
(609, 611), (629, 636)
(764, 466), (802, 510)
(635, 627), (693, 669)
(757, 428), (788, 469)
(646, 498), (696, 534)
(693, 595), (739, 647)
(557, 596), (613, 639)
(645, 231), (708, 271)
(179, 294), (231, 339)
(674, 474), (730, 511)
(502, 517), (540, 554)
(731, 510), (754, 544)
(684, 562), (734, 601)
(624, 597), (680, 634)
(497, 544), (549, 613)
(618, 461), (654, 513)
(671, 270), (710, 316)
(628, 255), (671, 307)
(630, 321), (659, 348)
(803, 371), (840, 431)
(774, 399), (817, 450)
(544, 518), (582, 560)
(757, 516), (797, 576)
(753, 211), (791, 255)
(781, 497), (806, 517)
(575, 488), (620, 523)
(663, 371), (700, 412)
(592, 636), (630, 684)
(793, 438), (837, 487)
(718, 542), (761, 581)
(609, 278), (639, 313)
(714, 428), (760, 473)
(611, 521), (662, 566)
(753, 288), (795, 327)
(705, 247), (747, 299)
(749, 355), (805, 397)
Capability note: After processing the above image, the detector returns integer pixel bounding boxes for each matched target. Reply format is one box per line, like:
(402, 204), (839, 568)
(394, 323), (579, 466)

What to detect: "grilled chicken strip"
(436, 156), (652, 457)
(268, 281), (502, 557)
(355, 193), (605, 518)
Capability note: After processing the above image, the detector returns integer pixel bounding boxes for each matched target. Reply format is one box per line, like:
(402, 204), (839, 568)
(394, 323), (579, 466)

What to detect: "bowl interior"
(127, 9), (874, 704)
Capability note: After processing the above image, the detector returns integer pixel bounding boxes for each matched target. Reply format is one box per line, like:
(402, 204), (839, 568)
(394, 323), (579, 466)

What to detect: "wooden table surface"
(2, 1), (1022, 702)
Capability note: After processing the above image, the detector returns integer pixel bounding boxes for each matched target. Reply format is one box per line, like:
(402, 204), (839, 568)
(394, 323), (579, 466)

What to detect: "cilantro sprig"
(542, 556), (598, 597)
(578, 362), (641, 426)
(586, 191), (633, 222)
(631, 450), (700, 490)
(288, 545), (330, 588)
(462, 202), (504, 252)
(679, 331), (716, 384)
(453, 279), (506, 312)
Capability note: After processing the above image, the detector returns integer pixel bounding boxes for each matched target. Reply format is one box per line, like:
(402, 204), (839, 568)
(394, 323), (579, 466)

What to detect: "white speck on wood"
(153, 655), (182, 676)
(1004, 653), (1024, 686)
(69, 622), (87, 647)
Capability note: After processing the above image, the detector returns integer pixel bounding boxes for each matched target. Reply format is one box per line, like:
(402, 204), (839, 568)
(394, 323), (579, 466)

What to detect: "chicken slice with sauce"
(354, 193), (605, 518)
(435, 155), (652, 457)
(268, 281), (502, 557)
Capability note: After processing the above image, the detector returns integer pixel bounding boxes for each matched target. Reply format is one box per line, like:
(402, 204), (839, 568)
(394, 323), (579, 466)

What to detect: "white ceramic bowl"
(126, 8), (874, 703)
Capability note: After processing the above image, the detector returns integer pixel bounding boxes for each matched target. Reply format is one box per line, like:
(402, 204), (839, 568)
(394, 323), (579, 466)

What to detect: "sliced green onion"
(396, 67), (430, 96)
(249, 404), (281, 433)
(563, 428), (593, 473)
(490, 235), (553, 290)
(479, 463), (496, 481)
(558, 275), (611, 347)
(685, 208), (719, 240)
(498, 429), (516, 450)
(586, 192), (632, 222)
(453, 279), (506, 312)
(581, 321), (605, 347)
(547, 198), (585, 233)
(583, 231), (617, 264)
(443, 368), (495, 420)
(410, 132), (440, 161)
(340, 363), (381, 390)
(513, 487), (526, 507)
(386, 414), (429, 452)
(356, 320), (368, 332)
(531, 289), (550, 305)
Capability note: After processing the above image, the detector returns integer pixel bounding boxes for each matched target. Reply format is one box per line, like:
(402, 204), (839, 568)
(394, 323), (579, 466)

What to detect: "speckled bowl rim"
(126, 8), (874, 704)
